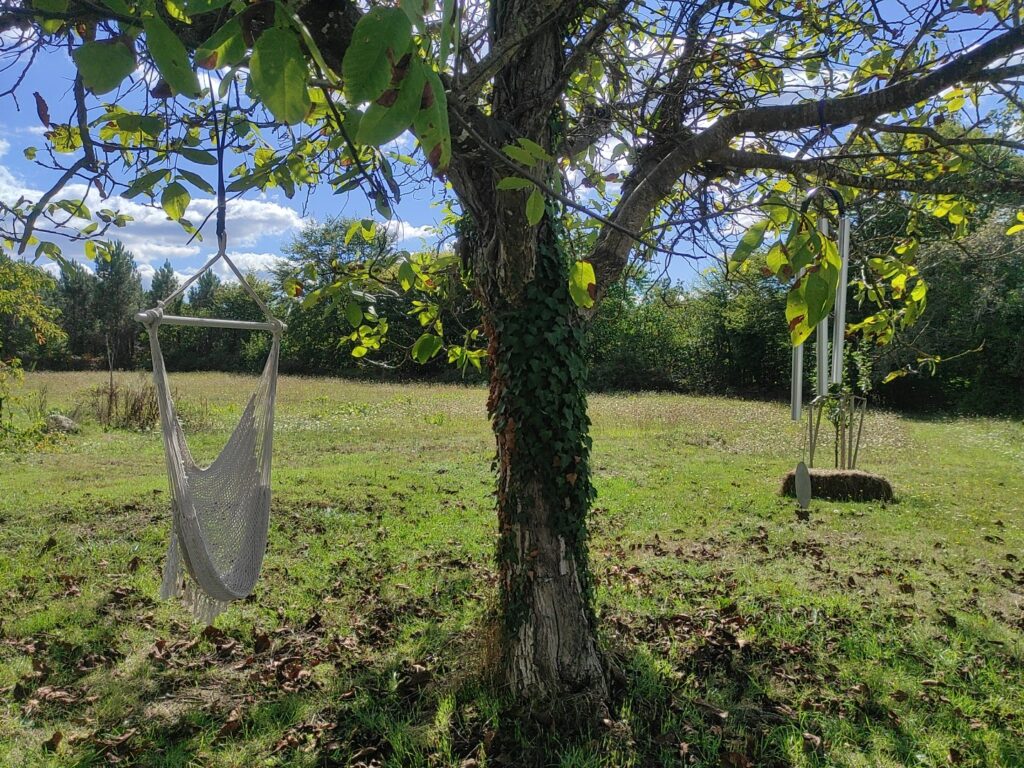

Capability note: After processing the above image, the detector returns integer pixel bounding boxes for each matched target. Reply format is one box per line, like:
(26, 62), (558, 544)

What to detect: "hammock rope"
(138, 235), (283, 623)
(137, 83), (284, 620)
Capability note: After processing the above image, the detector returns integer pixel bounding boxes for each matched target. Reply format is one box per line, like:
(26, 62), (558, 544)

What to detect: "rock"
(45, 414), (79, 434)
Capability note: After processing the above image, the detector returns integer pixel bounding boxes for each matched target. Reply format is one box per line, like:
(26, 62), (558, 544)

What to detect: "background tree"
(0, 251), (65, 421)
(93, 241), (143, 372)
(187, 269), (221, 311)
(5, 0), (1024, 711)
(277, 218), (484, 377)
(148, 259), (182, 311)
(57, 261), (99, 362)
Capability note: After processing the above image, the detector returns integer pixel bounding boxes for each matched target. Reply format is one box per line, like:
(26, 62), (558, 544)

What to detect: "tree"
(93, 241), (143, 371)
(276, 218), (483, 376)
(148, 259), (182, 311)
(57, 261), (99, 359)
(0, 251), (65, 420)
(187, 269), (221, 311)
(4, 0), (1024, 711)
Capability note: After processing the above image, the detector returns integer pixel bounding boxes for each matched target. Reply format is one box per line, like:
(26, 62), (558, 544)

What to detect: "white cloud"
(384, 219), (436, 244)
(0, 162), (304, 273)
(215, 251), (284, 278)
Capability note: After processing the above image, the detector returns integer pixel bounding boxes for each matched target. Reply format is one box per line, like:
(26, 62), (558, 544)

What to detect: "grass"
(1, 370), (1022, 767)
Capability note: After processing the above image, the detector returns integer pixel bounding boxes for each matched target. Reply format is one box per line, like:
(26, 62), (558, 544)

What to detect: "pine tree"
(58, 261), (99, 357)
(148, 259), (182, 312)
(93, 241), (143, 371)
(188, 269), (220, 311)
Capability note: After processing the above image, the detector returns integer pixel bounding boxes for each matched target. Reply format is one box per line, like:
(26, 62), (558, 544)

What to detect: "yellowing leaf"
(569, 260), (596, 309)
(160, 181), (190, 220)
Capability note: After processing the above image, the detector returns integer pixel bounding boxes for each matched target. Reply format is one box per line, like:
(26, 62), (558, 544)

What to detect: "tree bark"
(482, 214), (609, 709)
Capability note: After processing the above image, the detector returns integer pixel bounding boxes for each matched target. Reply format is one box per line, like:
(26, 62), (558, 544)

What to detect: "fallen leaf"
(42, 730), (62, 752)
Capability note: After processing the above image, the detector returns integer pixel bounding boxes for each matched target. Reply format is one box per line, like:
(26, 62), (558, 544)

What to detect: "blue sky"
(0, 47), (451, 288)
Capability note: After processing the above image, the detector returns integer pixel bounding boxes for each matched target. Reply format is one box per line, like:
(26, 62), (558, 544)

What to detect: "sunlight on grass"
(1, 372), (1022, 767)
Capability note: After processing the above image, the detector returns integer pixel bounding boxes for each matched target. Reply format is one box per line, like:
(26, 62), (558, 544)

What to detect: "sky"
(0, 5), (1011, 293)
(0, 45), (449, 290)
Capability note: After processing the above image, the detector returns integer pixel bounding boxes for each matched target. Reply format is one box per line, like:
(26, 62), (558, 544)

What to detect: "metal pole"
(831, 216), (850, 385)
(791, 344), (803, 421)
(816, 215), (830, 396)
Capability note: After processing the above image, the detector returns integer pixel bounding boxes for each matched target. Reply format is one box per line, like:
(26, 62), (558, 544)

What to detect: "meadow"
(1, 371), (1022, 767)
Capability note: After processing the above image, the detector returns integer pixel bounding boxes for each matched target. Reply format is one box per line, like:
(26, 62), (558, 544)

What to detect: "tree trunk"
(484, 216), (609, 709)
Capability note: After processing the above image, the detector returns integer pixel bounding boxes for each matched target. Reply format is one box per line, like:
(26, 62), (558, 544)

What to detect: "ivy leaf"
(144, 15), (200, 97)
(196, 18), (245, 69)
(250, 27), (311, 125)
(569, 260), (597, 309)
(525, 188), (544, 226)
(72, 39), (136, 95)
(412, 333), (443, 363)
(356, 58), (426, 145)
(161, 181), (190, 220)
(342, 8), (412, 103)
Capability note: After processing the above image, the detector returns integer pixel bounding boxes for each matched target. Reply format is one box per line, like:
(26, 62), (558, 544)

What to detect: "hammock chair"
(137, 233), (285, 623)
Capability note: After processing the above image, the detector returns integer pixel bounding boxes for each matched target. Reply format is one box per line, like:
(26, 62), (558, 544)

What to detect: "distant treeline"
(3, 213), (1022, 414)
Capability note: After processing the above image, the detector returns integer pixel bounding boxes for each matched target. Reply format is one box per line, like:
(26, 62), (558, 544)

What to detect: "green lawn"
(1, 371), (1022, 767)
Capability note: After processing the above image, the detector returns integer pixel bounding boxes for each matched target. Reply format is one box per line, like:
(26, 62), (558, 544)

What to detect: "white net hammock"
(139, 242), (283, 623)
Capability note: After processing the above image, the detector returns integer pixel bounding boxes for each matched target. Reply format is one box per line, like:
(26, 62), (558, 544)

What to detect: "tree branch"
(716, 148), (1024, 195)
(589, 24), (1024, 292)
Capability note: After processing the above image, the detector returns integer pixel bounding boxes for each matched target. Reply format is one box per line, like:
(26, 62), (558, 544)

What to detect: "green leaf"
(439, 0), (455, 62)
(72, 40), (136, 95)
(526, 188), (544, 226)
(502, 144), (536, 166)
(345, 301), (363, 328)
(161, 181), (190, 220)
(176, 169), (215, 194)
(412, 67), (450, 171)
(250, 26), (311, 125)
(351, 345), (369, 358)
(181, 0), (233, 14)
(398, 261), (416, 291)
(179, 147), (217, 165)
(786, 282), (810, 345)
(729, 219), (768, 269)
(356, 58), (426, 145)
(803, 269), (833, 329)
(569, 260), (596, 309)
(144, 15), (201, 97)
(412, 333), (443, 363)
(122, 169), (169, 199)
(399, 0), (428, 32)
(196, 18), (246, 69)
(342, 8), (412, 103)
(496, 176), (534, 191)
(516, 137), (552, 163)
